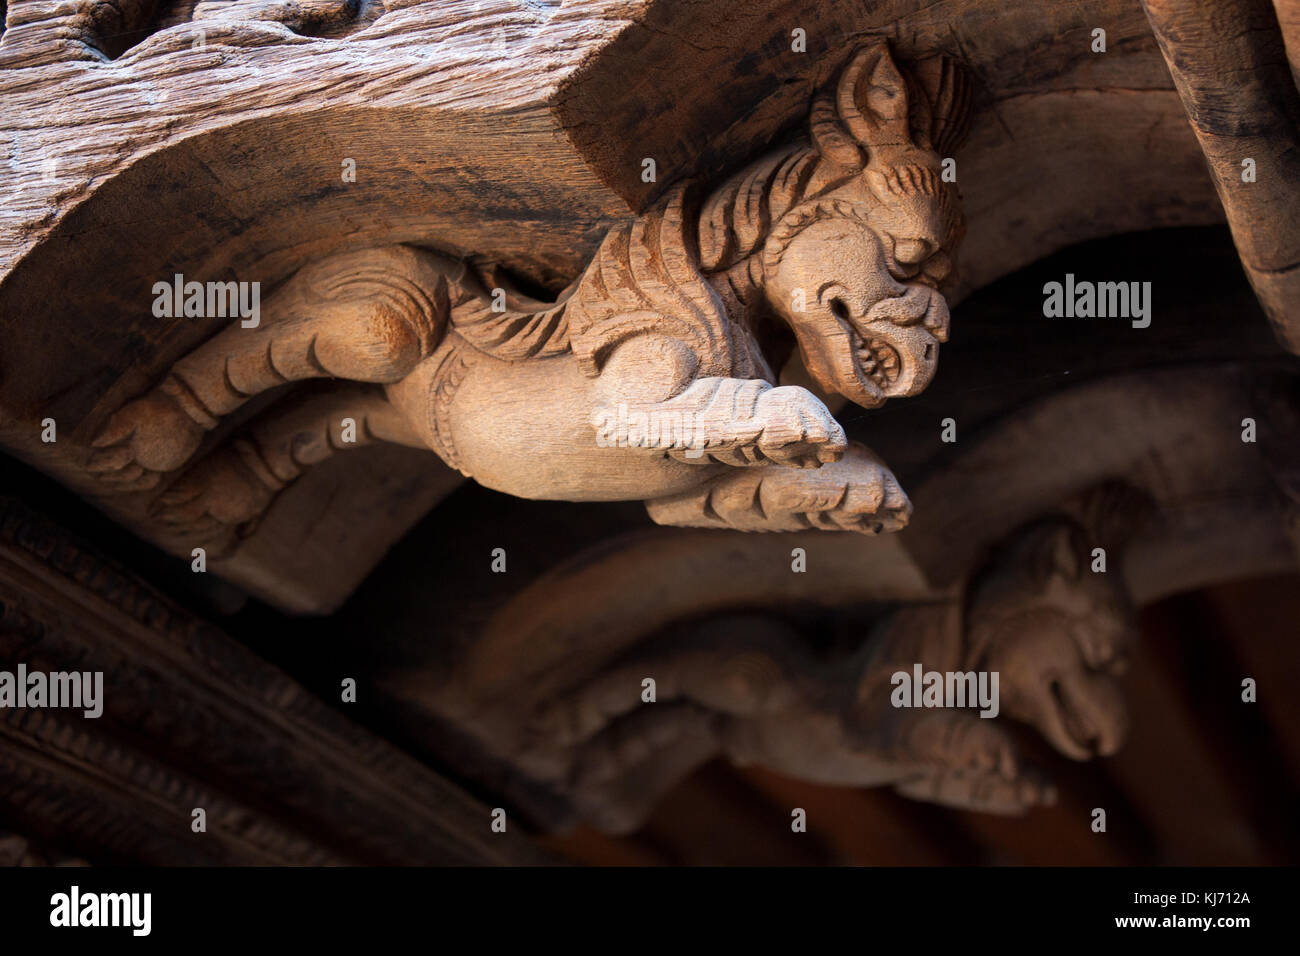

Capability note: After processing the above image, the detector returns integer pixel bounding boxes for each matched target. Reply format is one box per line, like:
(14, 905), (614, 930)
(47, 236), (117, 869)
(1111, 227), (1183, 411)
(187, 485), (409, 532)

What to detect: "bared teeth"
(851, 331), (902, 389)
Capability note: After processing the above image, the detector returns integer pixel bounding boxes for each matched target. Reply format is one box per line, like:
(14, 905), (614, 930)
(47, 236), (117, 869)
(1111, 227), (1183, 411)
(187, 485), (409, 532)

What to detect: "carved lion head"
(762, 42), (971, 409)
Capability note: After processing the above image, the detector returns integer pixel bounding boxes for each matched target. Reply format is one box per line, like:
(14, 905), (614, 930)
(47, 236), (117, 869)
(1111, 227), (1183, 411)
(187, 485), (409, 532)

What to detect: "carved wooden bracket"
(383, 488), (1146, 835)
(81, 42), (968, 568)
(0, 0), (1288, 613)
(0, 0), (1297, 862)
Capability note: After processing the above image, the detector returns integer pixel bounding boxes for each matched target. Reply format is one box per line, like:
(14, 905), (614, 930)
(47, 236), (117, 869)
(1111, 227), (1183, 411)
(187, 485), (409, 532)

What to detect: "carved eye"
(893, 238), (932, 265)
(817, 283), (851, 320)
(1072, 618), (1132, 673)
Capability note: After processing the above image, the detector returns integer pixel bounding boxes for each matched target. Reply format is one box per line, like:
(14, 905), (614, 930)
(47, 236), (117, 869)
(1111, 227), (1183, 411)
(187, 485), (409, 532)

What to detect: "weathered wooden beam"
(1274, 0), (1300, 90)
(1141, 0), (1300, 351)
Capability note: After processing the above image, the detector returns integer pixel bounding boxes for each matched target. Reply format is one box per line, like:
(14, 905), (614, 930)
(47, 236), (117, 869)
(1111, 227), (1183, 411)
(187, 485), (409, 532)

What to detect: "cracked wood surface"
(1140, 0), (1300, 351)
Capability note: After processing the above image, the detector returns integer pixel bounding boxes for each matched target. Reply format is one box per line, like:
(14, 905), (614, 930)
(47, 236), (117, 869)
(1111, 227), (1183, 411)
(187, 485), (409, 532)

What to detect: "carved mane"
(447, 42), (971, 378)
(703, 43), (973, 274)
(563, 181), (769, 380)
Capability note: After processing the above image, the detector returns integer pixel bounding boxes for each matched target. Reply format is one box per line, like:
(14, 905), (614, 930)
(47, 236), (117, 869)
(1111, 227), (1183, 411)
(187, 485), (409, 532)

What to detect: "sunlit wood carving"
(86, 41), (970, 550)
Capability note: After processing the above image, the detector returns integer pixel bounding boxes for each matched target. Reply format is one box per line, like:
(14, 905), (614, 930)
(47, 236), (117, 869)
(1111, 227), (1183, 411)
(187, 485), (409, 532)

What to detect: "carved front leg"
(592, 333), (847, 468)
(569, 706), (725, 836)
(884, 709), (1056, 815)
(646, 442), (911, 533)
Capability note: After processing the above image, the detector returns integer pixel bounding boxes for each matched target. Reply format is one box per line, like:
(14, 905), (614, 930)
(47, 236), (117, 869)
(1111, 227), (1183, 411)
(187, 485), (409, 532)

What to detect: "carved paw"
(895, 765), (1057, 815)
(524, 696), (608, 751)
(894, 715), (1056, 814)
(757, 443), (911, 532)
(87, 388), (206, 492)
(753, 386), (847, 468)
(942, 717), (1022, 779)
(149, 444), (277, 542)
(648, 442), (910, 533)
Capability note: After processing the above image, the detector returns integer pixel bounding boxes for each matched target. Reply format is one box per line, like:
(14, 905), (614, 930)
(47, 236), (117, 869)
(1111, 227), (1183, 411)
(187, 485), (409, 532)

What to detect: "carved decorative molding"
(0, 496), (551, 864)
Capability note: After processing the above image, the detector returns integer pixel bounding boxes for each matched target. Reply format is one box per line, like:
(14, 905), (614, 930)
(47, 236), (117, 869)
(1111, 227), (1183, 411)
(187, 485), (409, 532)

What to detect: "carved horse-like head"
(762, 42), (971, 409)
(965, 519), (1137, 761)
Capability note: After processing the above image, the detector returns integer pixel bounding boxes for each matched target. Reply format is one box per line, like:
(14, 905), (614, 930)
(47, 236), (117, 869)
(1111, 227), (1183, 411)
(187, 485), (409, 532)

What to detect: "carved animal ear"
(809, 44), (973, 174)
(1063, 480), (1157, 554)
(907, 54), (975, 157)
(1045, 525), (1085, 582)
(809, 94), (865, 169)
(838, 42), (915, 153)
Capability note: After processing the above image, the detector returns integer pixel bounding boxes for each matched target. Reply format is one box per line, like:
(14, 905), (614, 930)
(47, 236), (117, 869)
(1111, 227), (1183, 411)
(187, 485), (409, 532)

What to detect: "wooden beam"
(1141, 0), (1300, 351)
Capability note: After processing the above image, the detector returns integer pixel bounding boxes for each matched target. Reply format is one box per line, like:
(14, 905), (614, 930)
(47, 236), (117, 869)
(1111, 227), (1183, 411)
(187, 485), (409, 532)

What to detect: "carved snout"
(992, 631), (1131, 762)
(1036, 669), (1129, 760)
(839, 285), (949, 404)
(862, 283), (950, 342)
(787, 284), (947, 411)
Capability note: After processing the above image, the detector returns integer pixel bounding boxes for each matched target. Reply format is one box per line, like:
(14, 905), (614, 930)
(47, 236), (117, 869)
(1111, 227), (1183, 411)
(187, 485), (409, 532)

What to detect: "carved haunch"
(87, 246), (452, 487)
(85, 40), (970, 552)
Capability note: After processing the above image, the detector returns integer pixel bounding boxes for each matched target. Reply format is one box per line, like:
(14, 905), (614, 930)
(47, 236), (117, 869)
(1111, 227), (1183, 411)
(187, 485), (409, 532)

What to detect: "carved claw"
(902, 714), (1046, 804)
(895, 766), (1057, 815)
(568, 704), (719, 791)
(524, 696), (608, 751)
(648, 442), (910, 534)
(893, 708), (1022, 775)
(85, 449), (166, 492)
(889, 711), (1057, 813)
(149, 447), (276, 542)
(784, 461), (911, 532)
(753, 386), (848, 468)
(942, 716), (1022, 780)
(88, 389), (206, 493)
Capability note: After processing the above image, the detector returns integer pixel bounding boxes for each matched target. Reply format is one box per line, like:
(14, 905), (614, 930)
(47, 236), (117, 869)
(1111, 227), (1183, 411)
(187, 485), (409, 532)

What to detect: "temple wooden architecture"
(1, 0), (1298, 865)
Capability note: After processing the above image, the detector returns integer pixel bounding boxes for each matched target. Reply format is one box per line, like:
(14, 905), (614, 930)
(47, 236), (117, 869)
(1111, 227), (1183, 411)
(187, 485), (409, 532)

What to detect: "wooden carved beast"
(87, 42), (971, 548)
(447, 493), (1143, 834)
